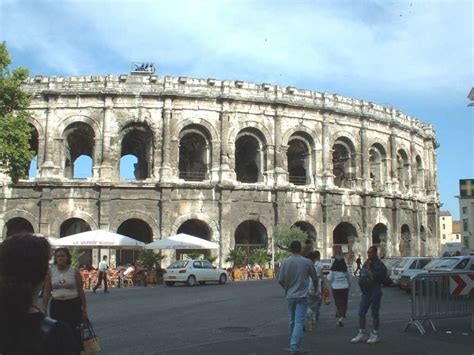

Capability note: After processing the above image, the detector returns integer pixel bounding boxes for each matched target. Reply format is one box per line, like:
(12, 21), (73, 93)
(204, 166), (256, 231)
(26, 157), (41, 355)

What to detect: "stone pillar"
(390, 131), (398, 192)
(360, 126), (370, 190)
(322, 119), (333, 186)
(219, 101), (235, 183)
(39, 187), (52, 235)
(410, 138), (417, 194)
(98, 186), (111, 230)
(160, 98), (173, 181)
(274, 107), (288, 184)
(99, 95), (115, 180)
(39, 95), (57, 178)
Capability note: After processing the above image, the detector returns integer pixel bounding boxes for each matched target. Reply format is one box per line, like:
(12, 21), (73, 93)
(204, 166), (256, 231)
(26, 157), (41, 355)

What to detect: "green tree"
(249, 248), (271, 268)
(273, 224), (307, 251)
(137, 250), (166, 270)
(0, 42), (34, 183)
(70, 247), (84, 268)
(225, 247), (246, 268)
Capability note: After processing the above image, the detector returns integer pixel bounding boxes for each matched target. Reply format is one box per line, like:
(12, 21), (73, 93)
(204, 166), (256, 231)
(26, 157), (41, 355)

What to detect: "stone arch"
(29, 115), (45, 139)
(399, 224), (411, 256)
(234, 127), (268, 183)
(228, 120), (273, 149)
(4, 217), (35, 238)
(178, 124), (213, 181)
(371, 223), (388, 258)
(292, 221), (317, 242)
(415, 154), (424, 189)
(51, 211), (98, 237)
(332, 135), (358, 188)
(117, 219), (153, 243)
(175, 117), (219, 144)
(397, 148), (410, 192)
(332, 221), (358, 259)
(282, 125), (320, 147)
(61, 121), (96, 179)
(110, 211), (160, 238)
(119, 121), (154, 180)
(59, 218), (92, 237)
(234, 220), (268, 264)
(171, 212), (219, 244)
(26, 124), (39, 178)
(2, 210), (39, 239)
(286, 131), (316, 185)
(369, 143), (388, 191)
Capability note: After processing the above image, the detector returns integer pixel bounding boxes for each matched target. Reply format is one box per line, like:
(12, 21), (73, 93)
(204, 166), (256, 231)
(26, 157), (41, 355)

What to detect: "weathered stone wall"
(0, 74), (441, 265)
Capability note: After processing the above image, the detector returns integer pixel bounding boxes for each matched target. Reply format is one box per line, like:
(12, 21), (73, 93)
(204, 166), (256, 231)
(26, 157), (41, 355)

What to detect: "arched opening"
(292, 221), (316, 242)
(416, 155), (424, 189)
(27, 125), (39, 178)
(63, 122), (95, 179)
(176, 219), (212, 260)
(287, 136), (311, 185)
(120, 123), (153, 180)
(333, 222), (357, 258)
(369, 144), (387, 191)
(73, 155), (93, 179)
(332, 137), (356, 188)
(179, 126), (210, 181)
(397, 149), (410, 192)
(234, 220), (267, 264)
(5, 217), (34, 238)
(235, 129), (265, 183)
(372, 223), (387, 258)
(60, 218), (92, 266)
(420, 225), (426, 256)
(399, 224), (411, 257)
(120, 155), (138, 180)
(117, 219), (154, 265)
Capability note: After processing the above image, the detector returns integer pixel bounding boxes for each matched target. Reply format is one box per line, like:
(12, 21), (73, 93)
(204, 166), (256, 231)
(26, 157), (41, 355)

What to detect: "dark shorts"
(358, 286), (382, 319)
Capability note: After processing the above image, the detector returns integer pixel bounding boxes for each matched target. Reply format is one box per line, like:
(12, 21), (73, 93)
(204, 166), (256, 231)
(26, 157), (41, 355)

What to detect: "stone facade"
(0, 74), (441, 266)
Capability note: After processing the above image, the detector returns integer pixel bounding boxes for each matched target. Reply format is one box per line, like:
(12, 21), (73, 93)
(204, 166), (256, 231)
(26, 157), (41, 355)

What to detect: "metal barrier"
(405, 271), (473, 335)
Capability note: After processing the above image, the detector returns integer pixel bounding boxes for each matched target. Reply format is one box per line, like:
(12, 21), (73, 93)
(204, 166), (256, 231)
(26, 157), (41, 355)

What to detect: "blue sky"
(1, 0), (472, 219)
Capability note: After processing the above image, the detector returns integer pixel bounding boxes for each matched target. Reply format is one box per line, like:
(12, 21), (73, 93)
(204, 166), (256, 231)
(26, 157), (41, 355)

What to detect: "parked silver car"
(398, 257), (436, 290)
(390, 257), (433, 285)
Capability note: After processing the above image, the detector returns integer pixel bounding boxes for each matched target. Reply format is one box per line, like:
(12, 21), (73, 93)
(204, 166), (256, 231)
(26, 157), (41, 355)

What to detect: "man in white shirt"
(93, 255), (109, 293)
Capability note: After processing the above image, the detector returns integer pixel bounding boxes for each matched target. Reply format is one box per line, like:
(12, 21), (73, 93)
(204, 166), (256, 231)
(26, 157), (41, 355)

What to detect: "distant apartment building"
(457, 179), (474, 251)
(439, 211), (461, 244)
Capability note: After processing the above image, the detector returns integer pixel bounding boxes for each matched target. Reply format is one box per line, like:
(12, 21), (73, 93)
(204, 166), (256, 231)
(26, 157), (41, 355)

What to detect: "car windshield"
(167, 260), (189, 269)
(435, 258), (461, 269)
(321, 259), (332, 264)
(397, 258), (411, 268)
(422, 258), (443, 270)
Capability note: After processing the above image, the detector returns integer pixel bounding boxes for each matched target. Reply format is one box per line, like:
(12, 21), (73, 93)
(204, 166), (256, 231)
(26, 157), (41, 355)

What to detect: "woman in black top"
(0, 233), (79, 354)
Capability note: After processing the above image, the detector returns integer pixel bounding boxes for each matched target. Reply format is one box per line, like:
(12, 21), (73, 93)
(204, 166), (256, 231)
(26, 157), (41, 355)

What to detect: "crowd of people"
(277, 240), (389, 355)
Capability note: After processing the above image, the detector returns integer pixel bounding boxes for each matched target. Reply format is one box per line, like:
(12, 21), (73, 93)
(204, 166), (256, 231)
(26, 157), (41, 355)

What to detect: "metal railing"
(405, 271), (473, 335)
(179, 171), (206, 181)
(289, 175), (307, 185)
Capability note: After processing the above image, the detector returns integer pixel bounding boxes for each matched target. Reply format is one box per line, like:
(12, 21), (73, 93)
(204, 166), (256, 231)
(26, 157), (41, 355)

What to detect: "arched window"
(120, 155), (138, 180)
(416, 155), (424, 189)
(176, 219), (212, 260)
(5, 217), (34, 237)
(27, 124), (39, 178)
(399, 224), (411, 256)
(63, 122), (95, 179)
(179, 126), (211, 181)
(287, 133), (313, 185)
(120, 122), (153, 180)
(369, 144), (387, 191)
(60, 218), (91, 237)
(235, 129), (266, 183)
(332, 137), (356, 188)
(234, 220), (267, 264)
(333, 222), (357, 257)
(117, 219), (154, 265)
(397, 149), (410, 192)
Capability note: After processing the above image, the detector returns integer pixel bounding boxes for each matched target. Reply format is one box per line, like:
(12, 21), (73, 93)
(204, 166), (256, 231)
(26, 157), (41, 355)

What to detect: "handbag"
(81, 319), (101, 354)
(322, 287), (331, 305)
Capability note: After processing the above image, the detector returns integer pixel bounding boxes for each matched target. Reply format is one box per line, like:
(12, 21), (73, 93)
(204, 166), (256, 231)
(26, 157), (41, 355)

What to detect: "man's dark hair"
(308, 250), (320, 261)
(369, 245), (378, 255)
(331, 255), (348, 272)
(103, 255), (107, 260)
(0, 233), (51, 320)
(289, 240), (302, 253)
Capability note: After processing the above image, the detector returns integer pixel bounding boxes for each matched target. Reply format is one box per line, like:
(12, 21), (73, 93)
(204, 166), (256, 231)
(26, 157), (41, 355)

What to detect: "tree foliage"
(273, 224), (308, 251)
(137, 250), (166, 270)
(0, 42), (33, 183)
(225, 247), (246, 268)
(249, 248), (271, 268)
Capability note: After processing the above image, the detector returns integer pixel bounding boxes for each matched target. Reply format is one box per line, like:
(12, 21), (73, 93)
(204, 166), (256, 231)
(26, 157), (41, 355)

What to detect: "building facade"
(0, 73), (441, 266)
(439, 210), (461, 244)
(458, 179), (474, 251)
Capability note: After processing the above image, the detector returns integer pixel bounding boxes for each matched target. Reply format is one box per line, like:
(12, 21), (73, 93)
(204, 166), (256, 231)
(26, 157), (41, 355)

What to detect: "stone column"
(99, 95), (115, 180)
(360, 125), (370, 190)
(160, 98), (173, 181)
(322, 118), (333, 186)
(39, 187), (52, 235)
(390, 131), (398, 192)
(40, 94), (57, 178)
(219, 101), (235, 183)
(274, 107), (288, 184)
(410, 138), (417, 194)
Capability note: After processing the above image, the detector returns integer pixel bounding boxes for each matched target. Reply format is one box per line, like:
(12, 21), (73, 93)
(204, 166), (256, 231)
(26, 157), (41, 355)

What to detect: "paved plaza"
(84, 279), (473, 355)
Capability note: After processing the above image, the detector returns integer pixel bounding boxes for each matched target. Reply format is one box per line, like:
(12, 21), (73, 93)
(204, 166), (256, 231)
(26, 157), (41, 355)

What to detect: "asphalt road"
(85, 278), (473, 355)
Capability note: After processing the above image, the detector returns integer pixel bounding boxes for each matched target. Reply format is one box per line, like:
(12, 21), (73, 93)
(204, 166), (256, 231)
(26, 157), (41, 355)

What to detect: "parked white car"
(390, 257), (433, 285)
(163, 259), (228, 287)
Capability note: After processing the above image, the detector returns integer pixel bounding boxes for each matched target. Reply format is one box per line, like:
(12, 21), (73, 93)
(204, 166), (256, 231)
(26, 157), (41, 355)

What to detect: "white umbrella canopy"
(145, 233), (219, 250)
(51, 230), (145, 249)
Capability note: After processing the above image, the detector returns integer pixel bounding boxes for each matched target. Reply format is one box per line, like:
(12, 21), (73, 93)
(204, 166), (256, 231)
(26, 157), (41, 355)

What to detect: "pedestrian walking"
(278, 240), (318, 355)
(305, 250), (323, 330)
(351, 246), (388, 344)
(354, 255), (362, 276)
(327, 255), (351, 327)
(93, 255), (109, 293)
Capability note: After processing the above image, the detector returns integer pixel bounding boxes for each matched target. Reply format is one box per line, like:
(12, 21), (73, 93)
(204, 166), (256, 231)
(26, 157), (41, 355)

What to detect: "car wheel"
(218, 273), (227, 284)
(187, 275), (196, 286)
(199, 281), (206, 285)
(165, 281), (175, 287)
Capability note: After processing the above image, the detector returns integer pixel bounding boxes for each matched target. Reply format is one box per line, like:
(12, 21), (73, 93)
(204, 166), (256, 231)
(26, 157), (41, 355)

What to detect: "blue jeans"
(306, 294), (322, 321)
(358, 286), (382, 319)
(287, 297), (308, 352)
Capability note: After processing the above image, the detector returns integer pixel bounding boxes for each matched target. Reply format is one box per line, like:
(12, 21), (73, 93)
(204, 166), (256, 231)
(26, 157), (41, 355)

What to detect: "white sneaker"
(351, 332), (367, 343)
(366, 332), (379, 344)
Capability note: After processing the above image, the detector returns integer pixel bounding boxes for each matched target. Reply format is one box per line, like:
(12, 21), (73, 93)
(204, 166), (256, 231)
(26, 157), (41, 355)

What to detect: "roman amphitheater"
(0, 71), (441, 266)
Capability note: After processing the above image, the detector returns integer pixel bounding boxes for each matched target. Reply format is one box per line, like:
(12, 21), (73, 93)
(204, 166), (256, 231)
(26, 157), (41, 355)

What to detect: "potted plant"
(250, 248), (271, 278)
(137, 250), (166, 285)
(225, 247), (246, 280)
